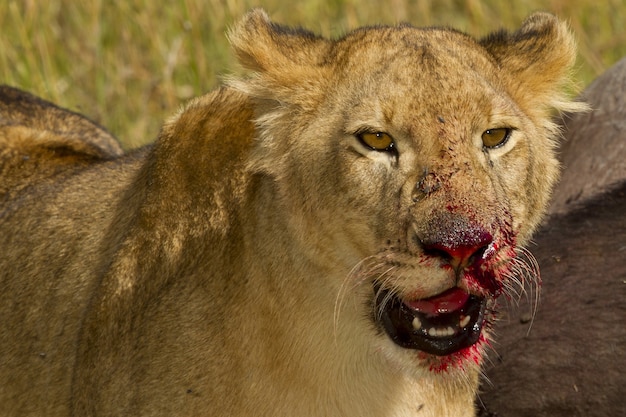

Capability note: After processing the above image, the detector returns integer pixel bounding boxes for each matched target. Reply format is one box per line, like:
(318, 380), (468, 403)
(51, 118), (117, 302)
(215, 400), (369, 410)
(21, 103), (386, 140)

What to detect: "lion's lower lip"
(375, 287), (486, 356)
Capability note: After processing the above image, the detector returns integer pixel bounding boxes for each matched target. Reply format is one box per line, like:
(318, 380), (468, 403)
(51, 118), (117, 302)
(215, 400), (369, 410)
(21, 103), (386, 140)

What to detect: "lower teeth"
(411, 313), (473, 338)
(428, 327), (455, 337)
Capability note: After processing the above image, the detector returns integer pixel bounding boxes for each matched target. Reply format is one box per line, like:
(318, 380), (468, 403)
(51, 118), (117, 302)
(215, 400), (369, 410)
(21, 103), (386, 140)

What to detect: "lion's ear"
(480, 13), (586, 115)
(228, 9), (330, 72)
(227, 9), (331, 104)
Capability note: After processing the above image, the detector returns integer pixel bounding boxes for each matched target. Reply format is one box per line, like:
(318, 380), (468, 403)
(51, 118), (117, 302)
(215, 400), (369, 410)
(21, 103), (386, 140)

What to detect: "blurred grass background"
(1, 0), (624, 148)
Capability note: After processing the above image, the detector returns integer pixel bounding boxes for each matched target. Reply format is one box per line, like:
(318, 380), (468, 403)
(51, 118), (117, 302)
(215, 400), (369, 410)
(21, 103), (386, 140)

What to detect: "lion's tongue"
(405, 288), (470, 316)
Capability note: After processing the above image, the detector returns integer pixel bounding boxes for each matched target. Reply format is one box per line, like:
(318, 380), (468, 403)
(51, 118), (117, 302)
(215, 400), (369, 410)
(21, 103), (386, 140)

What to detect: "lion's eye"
(357, 132), (395, 152)
(482, 128), (512, 149)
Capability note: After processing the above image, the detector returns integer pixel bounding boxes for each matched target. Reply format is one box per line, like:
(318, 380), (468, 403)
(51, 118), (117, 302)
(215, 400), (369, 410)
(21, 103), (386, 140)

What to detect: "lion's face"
(230, 12), (582, 367)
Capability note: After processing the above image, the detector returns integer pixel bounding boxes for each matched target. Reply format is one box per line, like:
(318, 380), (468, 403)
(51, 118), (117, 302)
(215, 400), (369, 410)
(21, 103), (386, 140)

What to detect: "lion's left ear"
(227, 9), (332, 105)
(480, 13), (587, 116)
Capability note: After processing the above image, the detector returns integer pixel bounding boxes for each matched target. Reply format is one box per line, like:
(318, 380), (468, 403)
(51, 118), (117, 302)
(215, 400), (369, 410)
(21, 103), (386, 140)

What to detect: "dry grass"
(2, 0), (624, 148)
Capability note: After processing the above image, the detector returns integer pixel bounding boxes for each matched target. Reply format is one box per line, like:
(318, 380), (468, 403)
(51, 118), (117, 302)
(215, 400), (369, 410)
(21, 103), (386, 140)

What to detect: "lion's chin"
(375, 287), (487, 356)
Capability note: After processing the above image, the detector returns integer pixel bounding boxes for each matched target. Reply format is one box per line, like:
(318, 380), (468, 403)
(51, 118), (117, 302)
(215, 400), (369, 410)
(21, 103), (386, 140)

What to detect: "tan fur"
(0, 10), (584, 417)
(0, 85), (123, 198)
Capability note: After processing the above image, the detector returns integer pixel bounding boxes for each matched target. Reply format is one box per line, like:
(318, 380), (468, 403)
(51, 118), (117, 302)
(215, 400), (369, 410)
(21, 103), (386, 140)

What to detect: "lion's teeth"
(412, 317), (422, 330)
(427, 326), (455, 337)
(414, 314), (473, 338)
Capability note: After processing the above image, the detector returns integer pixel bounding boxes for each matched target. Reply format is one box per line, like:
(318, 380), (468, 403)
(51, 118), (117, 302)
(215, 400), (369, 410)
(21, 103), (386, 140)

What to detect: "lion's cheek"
(269, 162), (395, 267)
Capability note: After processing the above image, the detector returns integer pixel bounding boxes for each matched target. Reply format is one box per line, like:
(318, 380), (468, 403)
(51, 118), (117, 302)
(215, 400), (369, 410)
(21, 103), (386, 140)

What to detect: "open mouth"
(375, 287), (487, 356)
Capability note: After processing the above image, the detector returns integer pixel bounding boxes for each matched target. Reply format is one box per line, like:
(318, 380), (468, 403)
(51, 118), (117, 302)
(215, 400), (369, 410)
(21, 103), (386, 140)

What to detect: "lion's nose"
(421, 238), (492, 271)
(415, 217), (493, 271)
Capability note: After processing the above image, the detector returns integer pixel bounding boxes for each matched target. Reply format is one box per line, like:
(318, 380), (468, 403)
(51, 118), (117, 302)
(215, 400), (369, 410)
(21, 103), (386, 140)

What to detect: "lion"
(0, 10), (585, 417)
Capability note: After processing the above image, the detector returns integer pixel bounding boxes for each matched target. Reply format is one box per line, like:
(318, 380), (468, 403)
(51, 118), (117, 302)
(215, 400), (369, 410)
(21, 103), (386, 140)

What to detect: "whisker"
(333, 255), (400, 340)
(505, 247), (541, 335)
(334, 255), (378, 338)
(372, 267), (398, 321)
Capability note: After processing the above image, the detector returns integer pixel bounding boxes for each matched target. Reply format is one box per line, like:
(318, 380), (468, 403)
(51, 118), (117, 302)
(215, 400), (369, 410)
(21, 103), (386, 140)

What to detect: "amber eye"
(358, 132), (395, 152)
(482, 128), (512, 149)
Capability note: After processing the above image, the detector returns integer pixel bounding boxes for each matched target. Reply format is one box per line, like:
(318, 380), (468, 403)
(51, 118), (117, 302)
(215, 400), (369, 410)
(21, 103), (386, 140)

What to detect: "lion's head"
(226, 10), (584, 372)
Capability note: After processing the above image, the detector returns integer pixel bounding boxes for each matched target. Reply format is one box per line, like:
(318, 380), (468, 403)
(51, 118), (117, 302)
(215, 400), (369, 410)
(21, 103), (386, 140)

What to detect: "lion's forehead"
(334, 26), (497, 80)
(330, 29), (512, 131)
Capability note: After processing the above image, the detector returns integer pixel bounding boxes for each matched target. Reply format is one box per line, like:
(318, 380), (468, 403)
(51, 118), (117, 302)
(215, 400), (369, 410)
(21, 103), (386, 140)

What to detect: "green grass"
(1, 0), (624, 148)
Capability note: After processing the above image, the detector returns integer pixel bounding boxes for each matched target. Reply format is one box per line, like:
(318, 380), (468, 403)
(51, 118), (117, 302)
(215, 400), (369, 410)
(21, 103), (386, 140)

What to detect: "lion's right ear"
(227, 9), (332, 105)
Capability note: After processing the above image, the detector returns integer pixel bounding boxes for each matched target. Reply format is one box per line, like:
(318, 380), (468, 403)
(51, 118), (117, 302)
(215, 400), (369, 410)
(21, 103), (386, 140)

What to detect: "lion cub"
(0, 9), (584, 417)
